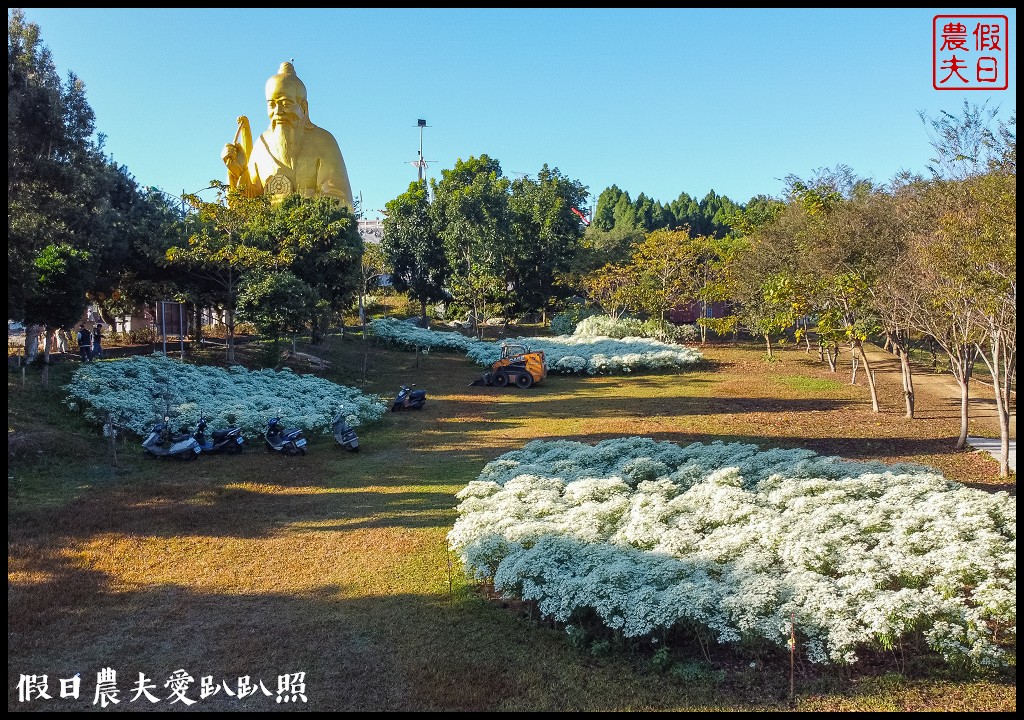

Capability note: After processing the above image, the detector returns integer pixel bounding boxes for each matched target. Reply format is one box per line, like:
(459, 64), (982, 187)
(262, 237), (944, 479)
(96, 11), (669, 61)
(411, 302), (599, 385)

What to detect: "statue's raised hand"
(221, 142), (246, 179)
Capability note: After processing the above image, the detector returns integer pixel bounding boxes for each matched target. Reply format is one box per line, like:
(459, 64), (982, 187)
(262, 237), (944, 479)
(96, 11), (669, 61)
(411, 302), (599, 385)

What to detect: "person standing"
(54, 325), (69, 354)
(77, 324), (91, 362)
(92, 322), (104, 360)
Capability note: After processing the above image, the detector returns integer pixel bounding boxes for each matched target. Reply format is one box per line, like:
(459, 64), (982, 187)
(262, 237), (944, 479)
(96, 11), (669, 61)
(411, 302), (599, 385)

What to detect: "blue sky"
(17, 8), (1017, 220)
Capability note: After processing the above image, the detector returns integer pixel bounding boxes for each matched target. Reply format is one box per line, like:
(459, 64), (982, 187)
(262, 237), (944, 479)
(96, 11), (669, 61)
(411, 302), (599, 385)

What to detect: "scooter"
(193, 416), (245, 455)
(332, 409), (360, 453)
(392, 384), (427, 411)
(142, 416), (202, 460)
(264, 417), (307, 456)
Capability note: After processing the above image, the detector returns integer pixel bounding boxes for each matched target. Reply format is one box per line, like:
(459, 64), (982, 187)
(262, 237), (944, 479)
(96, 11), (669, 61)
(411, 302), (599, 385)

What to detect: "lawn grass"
(7, 334), (1016, 711)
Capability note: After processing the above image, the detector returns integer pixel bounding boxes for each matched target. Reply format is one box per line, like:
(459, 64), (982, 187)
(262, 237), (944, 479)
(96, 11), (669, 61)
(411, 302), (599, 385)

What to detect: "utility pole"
(417, 119), (427, 184)
(409, 119), (434, 192)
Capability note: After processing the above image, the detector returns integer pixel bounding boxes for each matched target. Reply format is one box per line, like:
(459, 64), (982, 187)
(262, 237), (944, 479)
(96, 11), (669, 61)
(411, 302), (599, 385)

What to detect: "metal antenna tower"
(409, 119), (434, 185)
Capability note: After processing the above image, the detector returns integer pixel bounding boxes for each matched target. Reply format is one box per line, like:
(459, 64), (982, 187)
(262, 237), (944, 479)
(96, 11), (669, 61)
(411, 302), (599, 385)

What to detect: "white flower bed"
(448, 437), (1016, 669)
(368, 318), (479, 352)
(64, 354), (387, 438)
(465, 335), (703, 375)
(574, 315), (698, 344)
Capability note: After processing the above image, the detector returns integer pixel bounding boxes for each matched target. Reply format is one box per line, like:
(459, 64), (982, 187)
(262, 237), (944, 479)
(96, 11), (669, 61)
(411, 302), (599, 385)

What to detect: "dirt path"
(858, 342), (1015, 438)
(859, 342), (1015, 472)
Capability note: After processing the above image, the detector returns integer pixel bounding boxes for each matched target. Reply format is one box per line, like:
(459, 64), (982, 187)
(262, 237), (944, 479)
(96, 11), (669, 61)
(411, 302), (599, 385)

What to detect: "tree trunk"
(955, 375), (971, 450)
(764, 333), (772, 358)
(856, 341), (880, 412)
(826, 343), (838, 372)
(894, 338), (915, 419)
(42, 326), (54, 365)
(193, 304), (203, 344)
(24, 324), (41, 363)
(226, 308), (236, 364)
(976, 331), (1014, 478)
(420, 298), (428, 329)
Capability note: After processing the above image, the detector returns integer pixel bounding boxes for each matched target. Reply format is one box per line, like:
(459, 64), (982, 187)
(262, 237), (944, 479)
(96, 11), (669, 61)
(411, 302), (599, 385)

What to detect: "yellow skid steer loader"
(470, 343), (547, 389)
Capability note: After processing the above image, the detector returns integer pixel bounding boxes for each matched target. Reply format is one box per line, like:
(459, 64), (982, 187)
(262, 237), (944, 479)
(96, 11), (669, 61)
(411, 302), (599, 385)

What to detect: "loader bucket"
(469, 372), (491, 387)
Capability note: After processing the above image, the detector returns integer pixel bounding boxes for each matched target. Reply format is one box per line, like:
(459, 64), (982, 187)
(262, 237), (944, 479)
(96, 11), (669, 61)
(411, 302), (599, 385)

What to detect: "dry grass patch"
(8, 337), (1014, 711)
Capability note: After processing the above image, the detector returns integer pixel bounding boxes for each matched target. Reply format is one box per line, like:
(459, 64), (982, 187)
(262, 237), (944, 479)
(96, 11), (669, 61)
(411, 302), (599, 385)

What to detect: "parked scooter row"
(142, 384), (423, 460)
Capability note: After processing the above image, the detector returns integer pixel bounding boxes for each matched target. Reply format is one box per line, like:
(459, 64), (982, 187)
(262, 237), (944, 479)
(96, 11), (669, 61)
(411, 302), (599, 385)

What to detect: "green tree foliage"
(236, 269), (319, 352)
(22, 244), (91, 361)
(8, 9), (179, 344)
(624, 228), (700, 333)
(594, 184), (744, 239)
(592, 185), (625, 231)
(168, 189), (362, 359)
(934, 169), (1016, 476)
(430, 155), (511, 329)
(166, 190), (278, 362)
(581, 263), (634, 320)
(8, 9), (99, 322)
(571, 224), (643, 277)
(506, 165), (589, 317)
(381, 181), (450, 326)
(268, 193), (363, 340)
(725, 194), (785, 236)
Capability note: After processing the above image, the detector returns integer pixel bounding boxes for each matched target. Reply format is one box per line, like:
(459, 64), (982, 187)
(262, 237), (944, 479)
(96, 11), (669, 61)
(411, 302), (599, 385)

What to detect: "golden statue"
(222, 62), (354, 209)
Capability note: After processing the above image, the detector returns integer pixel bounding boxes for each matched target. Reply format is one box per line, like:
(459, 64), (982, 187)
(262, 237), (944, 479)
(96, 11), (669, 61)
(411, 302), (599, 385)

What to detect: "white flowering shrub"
(64, 354), (387, 438)
(465, 336), (703, 375)
(448, 437), (1016, 670)
(368, 318), (480, 353)
(549, 305), (598, 336)
(574, 315), (698, 344)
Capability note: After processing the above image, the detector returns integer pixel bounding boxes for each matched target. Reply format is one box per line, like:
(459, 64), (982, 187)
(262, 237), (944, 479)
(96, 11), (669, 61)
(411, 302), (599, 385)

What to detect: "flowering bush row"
(64, 354), (387, 438)
(447, 437), (1016, 670)
(466, 335), (703, 375)
(368, 318), (479, 353)
(573, 315), (699, 344)
(363, 318), (705, 376)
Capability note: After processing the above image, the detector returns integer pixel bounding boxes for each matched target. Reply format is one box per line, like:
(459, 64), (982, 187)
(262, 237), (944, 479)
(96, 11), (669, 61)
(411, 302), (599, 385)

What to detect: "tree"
(166, 189), (278, 363)
(358, 240), (388, 332)
(8, 9), (98, 328)
(506, 165), (589, 319)
(937, 171), (1016, 477)
(581, 263), (634, 320)
(22, 244), (91, 363)
(381, 180), (450, 327)
(625, 229), (699, 334)
(269, 194), (363, 342)
(691, 235), (746, 344)
(236, 269), (319, 354)
(9, 10), (170, 358)
(914, 102), (1016, 474)
(431, 155), (511, 335)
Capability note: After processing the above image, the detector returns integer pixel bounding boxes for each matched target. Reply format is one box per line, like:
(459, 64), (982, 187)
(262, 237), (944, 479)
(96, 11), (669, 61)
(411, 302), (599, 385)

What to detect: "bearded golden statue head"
(221, 62), (354, 209)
